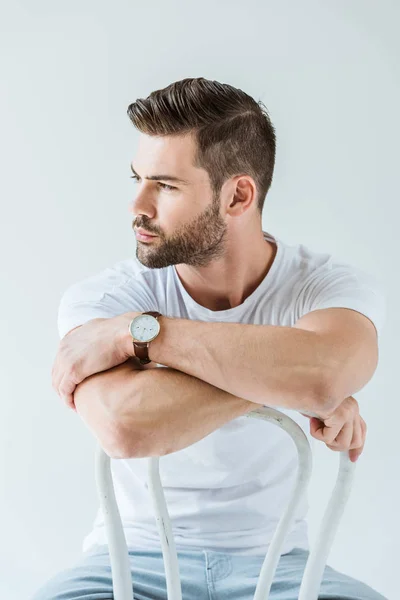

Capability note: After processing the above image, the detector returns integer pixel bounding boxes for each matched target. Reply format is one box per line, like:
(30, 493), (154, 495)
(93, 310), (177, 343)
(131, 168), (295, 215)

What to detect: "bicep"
(294, 307), (379, 403)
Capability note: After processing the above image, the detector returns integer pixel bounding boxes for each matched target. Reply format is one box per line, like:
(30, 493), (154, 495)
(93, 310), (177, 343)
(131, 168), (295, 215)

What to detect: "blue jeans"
(31, 545), (387, 600)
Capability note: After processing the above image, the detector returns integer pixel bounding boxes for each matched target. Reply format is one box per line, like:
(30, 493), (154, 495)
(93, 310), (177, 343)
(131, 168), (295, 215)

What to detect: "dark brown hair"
(127, 77), (276, 214)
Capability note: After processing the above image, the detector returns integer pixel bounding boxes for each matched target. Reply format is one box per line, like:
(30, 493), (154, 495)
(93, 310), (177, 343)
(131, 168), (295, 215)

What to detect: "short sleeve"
(298, 259), (387, 340)
(57, 260), (158, 340)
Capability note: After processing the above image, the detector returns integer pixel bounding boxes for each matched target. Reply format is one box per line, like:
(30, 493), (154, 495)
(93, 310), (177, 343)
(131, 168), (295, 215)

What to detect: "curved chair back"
(95, 406), (356, 600)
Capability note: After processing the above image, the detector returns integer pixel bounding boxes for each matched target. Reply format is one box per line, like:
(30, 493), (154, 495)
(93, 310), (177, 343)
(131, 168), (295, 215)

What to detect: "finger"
(330, 420), (354, 451)
(59, 373), (79, 410)
(60, 393), (76, 411)
(349, 444), (363, 462)
(326, 443), (341, 452)
(53, 356), (68, 396)
(310, 416), (343, 445)
(349, 416), (363, 450)
(309, 417), (324, 438)
(61, 391), (76, 411)
(349, 418), (366, 462)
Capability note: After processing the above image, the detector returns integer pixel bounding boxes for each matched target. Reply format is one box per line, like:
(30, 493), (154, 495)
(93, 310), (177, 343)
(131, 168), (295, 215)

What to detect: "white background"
(0, 1), (398, 599)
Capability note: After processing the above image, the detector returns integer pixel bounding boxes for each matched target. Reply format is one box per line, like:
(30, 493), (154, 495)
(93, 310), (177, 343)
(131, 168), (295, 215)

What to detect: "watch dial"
(130, 314), (160, 342)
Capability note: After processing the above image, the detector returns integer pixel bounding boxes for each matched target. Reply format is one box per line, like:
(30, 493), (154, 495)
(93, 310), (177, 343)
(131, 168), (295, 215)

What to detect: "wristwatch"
(128, 311), (162, 364)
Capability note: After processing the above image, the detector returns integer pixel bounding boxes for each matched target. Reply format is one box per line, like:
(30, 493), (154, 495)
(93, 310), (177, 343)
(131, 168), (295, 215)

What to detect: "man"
(33, 77), (387, 599)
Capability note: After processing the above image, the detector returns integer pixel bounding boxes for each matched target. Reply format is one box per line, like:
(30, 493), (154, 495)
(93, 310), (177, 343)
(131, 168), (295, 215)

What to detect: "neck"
(174, 228), (277, 311)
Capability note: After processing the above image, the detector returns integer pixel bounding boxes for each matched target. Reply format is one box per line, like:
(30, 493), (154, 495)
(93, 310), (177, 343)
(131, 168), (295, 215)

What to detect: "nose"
(128, 188), (156, 219)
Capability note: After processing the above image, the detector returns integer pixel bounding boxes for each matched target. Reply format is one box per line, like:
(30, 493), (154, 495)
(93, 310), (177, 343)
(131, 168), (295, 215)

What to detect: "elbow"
(108, 427), (146, 459)
(113, 426), (171, 458)
(101, 434), (131, 460)
(86, 413), (143, 460)
(108, 406), (154, 459)
(108, 407), (149, 459)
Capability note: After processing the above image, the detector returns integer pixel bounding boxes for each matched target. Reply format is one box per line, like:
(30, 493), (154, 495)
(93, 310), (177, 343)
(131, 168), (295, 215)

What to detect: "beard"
(133, 193), (228, 269)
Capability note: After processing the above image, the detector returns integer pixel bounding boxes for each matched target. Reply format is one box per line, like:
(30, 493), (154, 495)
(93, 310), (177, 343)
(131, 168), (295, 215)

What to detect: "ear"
(225, 174), (257, 216)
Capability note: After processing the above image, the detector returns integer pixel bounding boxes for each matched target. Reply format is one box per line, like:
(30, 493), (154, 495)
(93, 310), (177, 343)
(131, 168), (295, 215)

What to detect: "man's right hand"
(301, 395), (366, 462)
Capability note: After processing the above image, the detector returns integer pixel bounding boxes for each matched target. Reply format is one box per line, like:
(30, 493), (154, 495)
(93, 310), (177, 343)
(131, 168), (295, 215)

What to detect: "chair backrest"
(95, 406), (355, 600)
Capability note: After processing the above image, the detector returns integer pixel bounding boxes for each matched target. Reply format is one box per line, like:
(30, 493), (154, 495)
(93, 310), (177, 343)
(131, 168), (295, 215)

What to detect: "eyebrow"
(130, 164), (190, 185)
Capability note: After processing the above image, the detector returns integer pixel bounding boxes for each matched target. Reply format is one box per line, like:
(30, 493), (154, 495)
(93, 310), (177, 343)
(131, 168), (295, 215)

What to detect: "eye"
(158, 182), (176, 191)
(130, 175), (176, 192)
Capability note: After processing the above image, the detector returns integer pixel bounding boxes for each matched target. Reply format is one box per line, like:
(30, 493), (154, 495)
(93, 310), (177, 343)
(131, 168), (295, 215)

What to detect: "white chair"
(95, 406), (356, 600)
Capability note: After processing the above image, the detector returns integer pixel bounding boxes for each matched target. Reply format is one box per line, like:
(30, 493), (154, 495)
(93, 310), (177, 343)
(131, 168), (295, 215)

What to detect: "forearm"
(72, 357), (156, 458)
(110, 366), (258, 458)
(72, 366), (131, 458)
(120, 313), (332, 415)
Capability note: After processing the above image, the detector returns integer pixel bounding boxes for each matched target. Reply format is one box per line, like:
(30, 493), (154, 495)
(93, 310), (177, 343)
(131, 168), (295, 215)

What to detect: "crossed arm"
(70, 308), (378, 459)
(76, 358), (258, 458)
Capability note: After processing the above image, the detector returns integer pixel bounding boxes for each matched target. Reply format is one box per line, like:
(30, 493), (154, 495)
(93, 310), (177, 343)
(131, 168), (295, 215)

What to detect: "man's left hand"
(301, 395), (366, 462)
(52, 313), (140, 410)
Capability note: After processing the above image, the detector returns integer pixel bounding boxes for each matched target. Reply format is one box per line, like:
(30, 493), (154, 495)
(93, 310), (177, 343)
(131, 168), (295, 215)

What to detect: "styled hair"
(127, 77), (276, 214)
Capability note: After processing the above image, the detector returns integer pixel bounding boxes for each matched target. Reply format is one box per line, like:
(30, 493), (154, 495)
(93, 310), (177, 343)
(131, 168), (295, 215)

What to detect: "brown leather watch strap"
(134, 342), (151, 365)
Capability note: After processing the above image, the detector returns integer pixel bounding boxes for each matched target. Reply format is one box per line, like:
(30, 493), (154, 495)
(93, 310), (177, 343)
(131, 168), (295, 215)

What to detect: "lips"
(135, 229), (158, 242)
(136, 228), (157, 237)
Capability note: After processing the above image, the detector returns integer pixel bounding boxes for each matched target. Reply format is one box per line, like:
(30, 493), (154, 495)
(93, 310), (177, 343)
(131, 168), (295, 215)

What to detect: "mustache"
(132, 219), (160, 235)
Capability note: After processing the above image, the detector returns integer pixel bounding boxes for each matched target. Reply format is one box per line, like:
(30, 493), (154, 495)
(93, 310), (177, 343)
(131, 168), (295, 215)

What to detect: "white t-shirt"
(57, 231), (386, 557)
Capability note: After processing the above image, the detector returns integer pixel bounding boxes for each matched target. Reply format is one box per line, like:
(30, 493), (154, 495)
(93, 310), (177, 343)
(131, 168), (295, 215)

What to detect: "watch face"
(129, 314), (160, 342)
